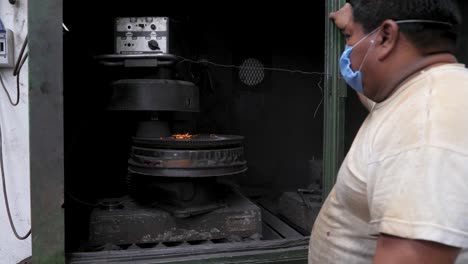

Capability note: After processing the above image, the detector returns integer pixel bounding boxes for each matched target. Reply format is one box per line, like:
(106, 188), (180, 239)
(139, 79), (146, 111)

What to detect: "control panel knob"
(148, 40), (160, 50)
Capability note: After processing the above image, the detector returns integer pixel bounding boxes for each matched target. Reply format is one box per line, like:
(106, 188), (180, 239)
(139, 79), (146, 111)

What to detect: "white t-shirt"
(309, 63), (468, 263)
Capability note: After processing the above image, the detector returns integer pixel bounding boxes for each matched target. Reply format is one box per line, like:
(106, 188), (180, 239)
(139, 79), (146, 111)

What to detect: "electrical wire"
(0, 72), (19, 106)
(313, 76), (324, 119)
(0, 35), (31, 240)
(13, 35), (28, 76)
(1, 118), (31, 240)
(178, 55), (327, 119)
(177, 56), (326, 76)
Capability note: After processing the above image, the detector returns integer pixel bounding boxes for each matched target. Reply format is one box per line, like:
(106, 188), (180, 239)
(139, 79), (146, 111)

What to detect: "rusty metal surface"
(88, 191), (262, 246)
(126, 177), (228, 217)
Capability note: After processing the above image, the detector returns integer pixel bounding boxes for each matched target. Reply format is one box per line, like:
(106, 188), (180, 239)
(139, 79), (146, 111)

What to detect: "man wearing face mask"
(309, 1), (468, 263)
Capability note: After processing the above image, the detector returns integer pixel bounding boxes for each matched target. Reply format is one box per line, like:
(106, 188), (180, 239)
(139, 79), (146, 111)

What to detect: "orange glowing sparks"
(171, 133), (194, 140)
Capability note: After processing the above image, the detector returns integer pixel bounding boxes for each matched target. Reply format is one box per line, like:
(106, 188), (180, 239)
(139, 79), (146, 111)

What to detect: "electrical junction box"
(0, 29), (14, 67)
(115, 17), (169, 54)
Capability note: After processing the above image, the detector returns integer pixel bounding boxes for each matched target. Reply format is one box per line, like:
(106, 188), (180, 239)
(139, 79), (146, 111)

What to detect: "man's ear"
(375, 20), (400, 61)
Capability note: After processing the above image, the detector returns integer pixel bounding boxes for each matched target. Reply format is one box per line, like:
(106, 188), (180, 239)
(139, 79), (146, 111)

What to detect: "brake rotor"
(128, 146), (247, 177)
(132, 134), (244, 149)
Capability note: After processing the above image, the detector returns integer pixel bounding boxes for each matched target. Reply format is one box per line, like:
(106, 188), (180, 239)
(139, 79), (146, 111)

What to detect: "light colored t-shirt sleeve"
(367, 145), (468, 248)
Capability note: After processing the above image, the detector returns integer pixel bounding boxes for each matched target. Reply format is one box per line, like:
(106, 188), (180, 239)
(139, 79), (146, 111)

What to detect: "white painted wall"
(0, 0), (31, 263)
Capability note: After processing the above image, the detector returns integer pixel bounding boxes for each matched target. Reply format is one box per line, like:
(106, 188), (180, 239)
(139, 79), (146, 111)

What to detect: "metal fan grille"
(239, 58), (265, 86)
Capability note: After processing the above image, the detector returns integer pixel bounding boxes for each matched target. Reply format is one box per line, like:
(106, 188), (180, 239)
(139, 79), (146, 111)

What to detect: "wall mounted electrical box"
(0, 29), (14, 67)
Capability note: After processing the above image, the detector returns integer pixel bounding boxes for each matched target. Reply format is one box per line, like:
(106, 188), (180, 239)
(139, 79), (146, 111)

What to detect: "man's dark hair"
(350, 0), (462, 54)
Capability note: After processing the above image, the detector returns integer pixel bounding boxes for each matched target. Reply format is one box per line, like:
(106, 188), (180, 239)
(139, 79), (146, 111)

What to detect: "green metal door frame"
(323, 0), (347, 200)
(29, 0), (65, 263)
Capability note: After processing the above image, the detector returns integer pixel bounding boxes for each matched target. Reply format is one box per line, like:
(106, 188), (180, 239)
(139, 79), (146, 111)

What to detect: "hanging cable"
(177, 55), (326, 76)
(0, 34), (31, 240)
(313, 76), (324, 119)
(1, 118), (31, 240)
(13, 35), (28, 76)
(0, 73), (19, 106)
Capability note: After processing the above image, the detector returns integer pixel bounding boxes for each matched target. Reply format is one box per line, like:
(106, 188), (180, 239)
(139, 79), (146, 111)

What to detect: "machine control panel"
(115, 17), (169, 54)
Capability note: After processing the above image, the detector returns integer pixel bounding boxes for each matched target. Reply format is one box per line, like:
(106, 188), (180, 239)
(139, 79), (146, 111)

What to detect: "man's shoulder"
(427, 63), (467, 74)
(369, 63), (468, 159)
(427, 63), (468, 88)
(426, 64), (468, 155)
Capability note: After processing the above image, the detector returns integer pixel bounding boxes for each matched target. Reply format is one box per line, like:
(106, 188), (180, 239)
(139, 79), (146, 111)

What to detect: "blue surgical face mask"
(339, 19), (453, 94)
(339, 29), (380, 94)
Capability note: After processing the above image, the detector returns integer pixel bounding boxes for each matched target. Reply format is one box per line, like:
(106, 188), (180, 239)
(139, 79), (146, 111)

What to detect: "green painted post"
(323, 0), (347, 201)
(29, 0), (65, 263)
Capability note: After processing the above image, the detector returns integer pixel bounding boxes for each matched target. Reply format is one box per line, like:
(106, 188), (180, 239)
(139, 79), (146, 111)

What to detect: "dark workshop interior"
(62, 2), (369, 261)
